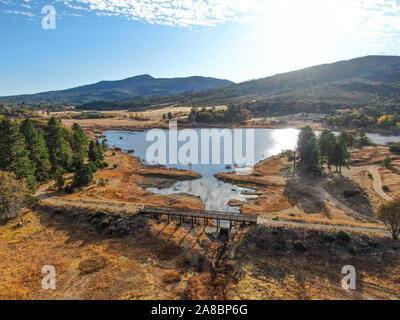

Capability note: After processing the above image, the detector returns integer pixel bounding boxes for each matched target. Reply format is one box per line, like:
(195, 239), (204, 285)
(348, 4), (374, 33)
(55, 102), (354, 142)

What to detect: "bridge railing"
(139, 205), (258, 223)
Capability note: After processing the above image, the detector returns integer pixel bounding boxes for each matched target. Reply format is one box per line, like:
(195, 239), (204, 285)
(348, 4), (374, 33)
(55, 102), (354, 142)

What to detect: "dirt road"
(343, 165), (393, 201)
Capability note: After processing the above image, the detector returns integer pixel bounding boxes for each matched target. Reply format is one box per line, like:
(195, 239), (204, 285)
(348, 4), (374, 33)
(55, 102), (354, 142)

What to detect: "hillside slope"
(151, 56), (400, 113)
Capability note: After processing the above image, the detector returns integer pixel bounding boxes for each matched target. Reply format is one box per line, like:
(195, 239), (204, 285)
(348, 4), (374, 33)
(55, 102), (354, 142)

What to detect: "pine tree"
(73, 159), (93, 187)
(332, 134), (350, 174)
(88, 140), (98, 163)
(54, 169), (65, 191)
(0, 117), (36, 191)
(45, 117), (71, 174)
(297, 126), (317, 166)
(303, 136), (320, 170)
(95, 140), (104, 161)
(101, 139), (108, 153)
(71, 123), (88, 160)
(19, 119), (51, 182)
(319, 130), (336, 169)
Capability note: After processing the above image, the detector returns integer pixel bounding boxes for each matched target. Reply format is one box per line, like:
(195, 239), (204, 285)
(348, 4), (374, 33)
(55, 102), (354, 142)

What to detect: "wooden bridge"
(138, 206), (258, 231)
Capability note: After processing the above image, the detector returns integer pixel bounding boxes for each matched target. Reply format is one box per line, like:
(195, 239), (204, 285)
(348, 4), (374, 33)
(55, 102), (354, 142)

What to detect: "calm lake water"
(104, 128), (400, 212)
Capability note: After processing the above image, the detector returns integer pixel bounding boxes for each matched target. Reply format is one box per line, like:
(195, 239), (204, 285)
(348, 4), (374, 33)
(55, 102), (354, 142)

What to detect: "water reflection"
(147, 179), (257, 213)
(104, 128), (400, 211)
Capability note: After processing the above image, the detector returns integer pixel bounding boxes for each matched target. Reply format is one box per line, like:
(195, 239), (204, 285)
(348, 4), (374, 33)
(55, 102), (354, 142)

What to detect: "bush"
(293, 240), (308, 252)
(321, 231), (335, 242)
(88, 162), (98, 173)
(25, 195), (40, 209)
(113, 164), (119, 169)
(336, 230), (352, 242)
(64, 184), (74, 194)
(388, 142), (400, 154)
(98, 161), (109, 169)
(383, 185), (390, 192)
(381, 156), (393, 167)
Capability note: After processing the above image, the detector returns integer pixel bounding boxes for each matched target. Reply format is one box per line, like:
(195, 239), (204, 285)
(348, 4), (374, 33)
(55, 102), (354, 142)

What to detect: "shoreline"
(80, 120), (400, 138)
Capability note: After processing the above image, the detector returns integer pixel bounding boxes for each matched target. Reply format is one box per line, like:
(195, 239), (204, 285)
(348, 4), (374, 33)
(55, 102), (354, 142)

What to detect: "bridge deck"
(139, 206), (258, 224)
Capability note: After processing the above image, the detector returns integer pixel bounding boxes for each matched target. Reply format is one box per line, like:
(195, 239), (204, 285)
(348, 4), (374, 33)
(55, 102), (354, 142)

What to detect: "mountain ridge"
(147, 55), (400, 113)
(0, 74), (235, 104)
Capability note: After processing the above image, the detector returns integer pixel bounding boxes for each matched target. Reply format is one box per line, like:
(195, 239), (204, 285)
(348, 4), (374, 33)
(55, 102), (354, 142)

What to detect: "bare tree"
(0, 171), (27, 221)
(377, 199), (400, 240)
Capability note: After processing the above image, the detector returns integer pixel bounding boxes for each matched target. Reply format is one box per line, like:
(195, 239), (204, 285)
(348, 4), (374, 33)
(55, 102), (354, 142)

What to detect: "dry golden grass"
(0, 209), (213, 300)
(379, 160), (400, 200)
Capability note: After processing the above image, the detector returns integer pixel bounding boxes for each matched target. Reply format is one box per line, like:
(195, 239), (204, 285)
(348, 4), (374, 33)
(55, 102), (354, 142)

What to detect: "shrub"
(321, 231), (335, 242)
(25, 195), (40, 209)
(336, 230), (352, 242)
(381, 156), (393, 167)
(88, 162), (98, 173)
(100, 161), (109, 168)
(388, 142), (400, 154)
(383, 185), (390, 192)
(293, 240), (308, 252)
(64, 185), (74, 194)
(113, 164), (119, 169)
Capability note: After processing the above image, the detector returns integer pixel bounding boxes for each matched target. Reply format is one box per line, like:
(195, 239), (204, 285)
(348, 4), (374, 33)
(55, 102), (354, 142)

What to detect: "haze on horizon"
(1, 0), (400, 96)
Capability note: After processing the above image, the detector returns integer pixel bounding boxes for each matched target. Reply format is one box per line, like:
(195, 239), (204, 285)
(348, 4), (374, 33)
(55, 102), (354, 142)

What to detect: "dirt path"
(369, 166), (393, 201)
(37, 194), (389, 237)
(257, 216), (387, 235)
(343, 165), (392, 201)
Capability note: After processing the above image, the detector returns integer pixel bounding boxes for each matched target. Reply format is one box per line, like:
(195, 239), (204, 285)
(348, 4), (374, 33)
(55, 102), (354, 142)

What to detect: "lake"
(104, 128), (400, 212)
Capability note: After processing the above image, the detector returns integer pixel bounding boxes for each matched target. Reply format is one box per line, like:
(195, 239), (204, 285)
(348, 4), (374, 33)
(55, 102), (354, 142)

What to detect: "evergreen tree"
(45, 117), (71, 174)
(332, 134), (350, 174)
(101, 139), (108, 153)
(297, 126), (317, 166)
(54, 169), (65, 191)
(19, 119), (50, 182)
(319, 130), (336, 169)
(71, 123), (88, 160)
(88, 140), (104, 163)
(72, 160), (93, 187)
(88, 140), (98, 163)
(0, 117), (36, 191)
(95, 140), (104, 161)
(302, 136), (320, 170)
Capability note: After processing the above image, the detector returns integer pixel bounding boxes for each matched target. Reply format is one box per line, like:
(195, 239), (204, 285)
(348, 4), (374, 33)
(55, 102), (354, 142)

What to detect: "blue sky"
(1, 0), (400, 96)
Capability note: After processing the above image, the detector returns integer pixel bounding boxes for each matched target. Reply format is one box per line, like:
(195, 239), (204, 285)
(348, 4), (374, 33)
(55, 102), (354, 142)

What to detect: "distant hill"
(149, 56), (400, 115)
(0, 75), (234, 104)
